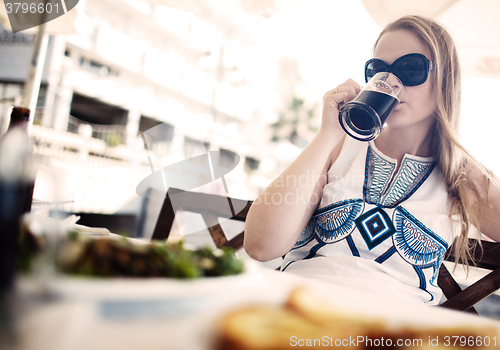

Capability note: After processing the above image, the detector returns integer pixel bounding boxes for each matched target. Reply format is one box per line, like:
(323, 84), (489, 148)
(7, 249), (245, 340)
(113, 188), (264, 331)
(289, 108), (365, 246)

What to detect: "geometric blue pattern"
(355, 207), (395, 250)
(393, 206), (448, 285)
(314, 199), (363, 243)
(380, 158), (436, 207)
(293, 199), (364, 249)
(364, 145), (436, 208)
(364, 146), (395, 205)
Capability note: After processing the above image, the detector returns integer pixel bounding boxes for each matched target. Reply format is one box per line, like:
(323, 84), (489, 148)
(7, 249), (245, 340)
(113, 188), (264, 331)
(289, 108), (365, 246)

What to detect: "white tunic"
(281, 138), (457, 304)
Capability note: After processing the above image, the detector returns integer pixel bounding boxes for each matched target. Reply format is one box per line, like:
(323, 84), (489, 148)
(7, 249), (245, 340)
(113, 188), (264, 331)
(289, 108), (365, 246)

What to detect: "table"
(4, 257), (500, 350)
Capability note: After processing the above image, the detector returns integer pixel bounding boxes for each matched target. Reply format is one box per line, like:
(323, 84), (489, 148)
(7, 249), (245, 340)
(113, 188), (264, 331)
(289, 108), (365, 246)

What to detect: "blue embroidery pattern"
(346, 235), (360, 257)
(393, 206), (448, 285)
(294, 218), (316, 248)
(355, 207), (396, 250)
(380, 158), (435, 207)
(304, 241), (326, 259)
(364, 146), (395, 204)
(294, 199), (364, 248)
(364, 145), (435, 208)
(375, 246), (396, 264)
(313, 199), (364, 244)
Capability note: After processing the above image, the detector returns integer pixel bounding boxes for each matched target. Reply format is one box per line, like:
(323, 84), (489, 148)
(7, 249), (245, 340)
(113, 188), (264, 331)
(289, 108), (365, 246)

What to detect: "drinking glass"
(339, 72), (403, 141)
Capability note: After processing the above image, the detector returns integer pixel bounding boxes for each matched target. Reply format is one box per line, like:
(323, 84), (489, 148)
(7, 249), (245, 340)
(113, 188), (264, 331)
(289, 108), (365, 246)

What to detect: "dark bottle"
(0, 107), (35, 293)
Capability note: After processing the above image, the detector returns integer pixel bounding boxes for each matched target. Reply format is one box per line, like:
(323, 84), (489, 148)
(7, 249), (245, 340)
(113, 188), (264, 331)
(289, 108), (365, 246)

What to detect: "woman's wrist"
(315, 127), (345, 151)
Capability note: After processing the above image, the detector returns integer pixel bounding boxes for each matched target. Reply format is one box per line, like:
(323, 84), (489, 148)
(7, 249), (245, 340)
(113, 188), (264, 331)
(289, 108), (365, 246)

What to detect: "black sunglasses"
(364, 53), (435, 87)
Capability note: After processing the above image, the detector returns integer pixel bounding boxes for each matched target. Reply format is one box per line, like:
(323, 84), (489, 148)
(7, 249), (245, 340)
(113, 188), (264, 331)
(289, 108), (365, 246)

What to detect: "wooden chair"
(151, 188), (500, 314)
(438, 239), (500, 314)
(151, 187), (252, 249)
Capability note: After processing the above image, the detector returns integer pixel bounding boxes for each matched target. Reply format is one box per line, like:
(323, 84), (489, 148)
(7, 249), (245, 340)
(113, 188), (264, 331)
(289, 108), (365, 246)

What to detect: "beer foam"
(373, 81), (394, 95)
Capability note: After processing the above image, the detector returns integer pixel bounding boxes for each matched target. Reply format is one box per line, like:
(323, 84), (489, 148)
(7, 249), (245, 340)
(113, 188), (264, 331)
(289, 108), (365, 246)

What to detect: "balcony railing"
(31, 124), (141, 167)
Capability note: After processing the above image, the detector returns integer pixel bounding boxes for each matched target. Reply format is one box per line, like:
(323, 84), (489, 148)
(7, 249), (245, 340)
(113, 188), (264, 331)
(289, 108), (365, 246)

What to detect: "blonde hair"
(373, 15), (494, 268)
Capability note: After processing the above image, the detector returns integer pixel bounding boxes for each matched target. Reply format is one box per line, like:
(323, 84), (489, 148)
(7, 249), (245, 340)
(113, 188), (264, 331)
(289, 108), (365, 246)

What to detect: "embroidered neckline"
(363, 142), (436, 208)
(369, 141), (435, 164)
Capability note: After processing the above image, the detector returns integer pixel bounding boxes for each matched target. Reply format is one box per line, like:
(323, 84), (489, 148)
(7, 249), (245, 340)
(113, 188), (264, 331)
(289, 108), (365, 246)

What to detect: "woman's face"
(373, 29), (437, 133)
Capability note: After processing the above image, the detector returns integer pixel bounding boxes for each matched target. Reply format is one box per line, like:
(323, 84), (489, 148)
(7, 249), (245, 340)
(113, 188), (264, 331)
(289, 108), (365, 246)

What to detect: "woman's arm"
(243, 132), (343, 261)
(244, 80), (360, 261)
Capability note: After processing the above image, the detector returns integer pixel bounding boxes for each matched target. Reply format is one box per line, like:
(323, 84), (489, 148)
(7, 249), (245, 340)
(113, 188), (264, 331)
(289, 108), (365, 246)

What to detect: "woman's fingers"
(324, 89), (347, 106)
(320, 79), (362, 135)
(339, 79), (361, 98)
(325, 79), (361, 107)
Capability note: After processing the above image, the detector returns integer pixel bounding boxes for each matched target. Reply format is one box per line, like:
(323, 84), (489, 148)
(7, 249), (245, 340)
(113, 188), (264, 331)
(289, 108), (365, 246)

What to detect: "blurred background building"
(0, 0), (499, 241)
(0, 0), (317, 237)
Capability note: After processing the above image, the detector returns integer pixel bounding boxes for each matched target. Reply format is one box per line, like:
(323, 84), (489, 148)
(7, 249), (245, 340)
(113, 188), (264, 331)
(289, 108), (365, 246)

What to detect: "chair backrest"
(438, 239), (500, 314)
(151, 187), (252, 249)
(152, 188), (500, 313)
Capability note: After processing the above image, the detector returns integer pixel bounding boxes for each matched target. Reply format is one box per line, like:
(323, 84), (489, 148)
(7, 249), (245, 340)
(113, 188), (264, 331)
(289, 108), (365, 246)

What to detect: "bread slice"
(215, 287), (499, 350)
(217, 304), (363, 350)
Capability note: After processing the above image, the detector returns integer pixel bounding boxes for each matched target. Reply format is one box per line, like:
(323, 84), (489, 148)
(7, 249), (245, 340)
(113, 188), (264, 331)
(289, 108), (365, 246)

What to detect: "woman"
(244, 15), (500, 304)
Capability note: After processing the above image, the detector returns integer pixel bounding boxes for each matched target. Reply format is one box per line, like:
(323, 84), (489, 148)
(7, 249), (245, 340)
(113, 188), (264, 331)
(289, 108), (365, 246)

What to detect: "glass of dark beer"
(339, 72), (403, 141)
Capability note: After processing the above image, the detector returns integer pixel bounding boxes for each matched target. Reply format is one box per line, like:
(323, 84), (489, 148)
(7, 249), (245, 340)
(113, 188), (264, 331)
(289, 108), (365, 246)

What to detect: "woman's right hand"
(320, 79), (361, 136)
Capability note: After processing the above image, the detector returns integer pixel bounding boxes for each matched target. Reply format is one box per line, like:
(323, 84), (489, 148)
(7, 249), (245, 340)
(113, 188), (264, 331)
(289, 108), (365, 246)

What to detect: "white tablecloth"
(5, 259), (500, 350)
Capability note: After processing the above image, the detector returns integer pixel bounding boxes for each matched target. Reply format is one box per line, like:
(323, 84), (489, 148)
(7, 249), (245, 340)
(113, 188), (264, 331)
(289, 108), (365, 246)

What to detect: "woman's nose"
(386, 74), (403, 98)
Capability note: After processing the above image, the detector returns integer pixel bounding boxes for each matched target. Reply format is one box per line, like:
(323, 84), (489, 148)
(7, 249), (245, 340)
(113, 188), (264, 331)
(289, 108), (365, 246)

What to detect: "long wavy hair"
(373, 15), (494, 268)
